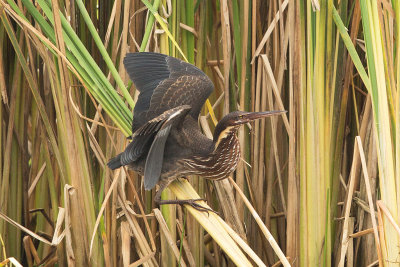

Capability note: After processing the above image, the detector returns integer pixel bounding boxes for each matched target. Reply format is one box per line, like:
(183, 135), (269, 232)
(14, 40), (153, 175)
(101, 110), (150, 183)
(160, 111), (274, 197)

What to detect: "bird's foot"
(158, 198), (217, 214)
(181, 199), (216, 214)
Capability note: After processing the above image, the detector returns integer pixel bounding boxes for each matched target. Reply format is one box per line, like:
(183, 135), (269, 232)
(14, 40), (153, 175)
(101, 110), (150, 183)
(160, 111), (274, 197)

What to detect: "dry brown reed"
(0, 0), (399, 266)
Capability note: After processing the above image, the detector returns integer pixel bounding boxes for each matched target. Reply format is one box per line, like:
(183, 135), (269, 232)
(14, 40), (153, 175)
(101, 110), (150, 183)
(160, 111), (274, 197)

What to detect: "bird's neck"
(184, 128), (241, 180)
(209, 130), (240, 178)
(212, 127), (233, 150)
(198, 129), (241, 179)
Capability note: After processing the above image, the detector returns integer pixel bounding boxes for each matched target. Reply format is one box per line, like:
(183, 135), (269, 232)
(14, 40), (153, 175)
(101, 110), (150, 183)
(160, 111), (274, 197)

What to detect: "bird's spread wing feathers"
(110, 105), (191, 190)
(143, 106), (191, 190)
(116, 106), (191, 167)
(119, 134), (154, 166)
(123, 52), (214, 132)
(143, 124), (172, 190)
(110, 52), (212, 189)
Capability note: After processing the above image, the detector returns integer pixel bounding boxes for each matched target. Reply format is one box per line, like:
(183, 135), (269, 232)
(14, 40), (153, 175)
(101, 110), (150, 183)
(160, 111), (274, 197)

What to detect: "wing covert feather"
(124, 52), (214, 133)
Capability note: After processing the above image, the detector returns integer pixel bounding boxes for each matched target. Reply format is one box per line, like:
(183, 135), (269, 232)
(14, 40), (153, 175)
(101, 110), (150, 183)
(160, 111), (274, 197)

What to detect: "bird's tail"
(107, 154), (122, 170)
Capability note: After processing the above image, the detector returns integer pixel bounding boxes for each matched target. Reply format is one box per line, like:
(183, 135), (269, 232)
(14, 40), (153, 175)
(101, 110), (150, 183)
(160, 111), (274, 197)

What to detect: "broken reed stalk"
(154, 209), (187, 267)
(356, 136), (383, 266)
(339, 136), (384, 266)
(376, 201), (400, 237)
(348, 228), (374, 239)
(228, 176), (290, 267)
(90, 169), (120, 256)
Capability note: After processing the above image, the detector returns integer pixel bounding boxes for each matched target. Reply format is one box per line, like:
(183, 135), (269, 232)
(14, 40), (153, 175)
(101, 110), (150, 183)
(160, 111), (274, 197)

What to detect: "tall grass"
(0, 0), (399, 266)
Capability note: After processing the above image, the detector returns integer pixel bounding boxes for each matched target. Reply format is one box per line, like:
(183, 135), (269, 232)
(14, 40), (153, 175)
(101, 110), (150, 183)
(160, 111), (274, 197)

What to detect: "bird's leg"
(154, 179), (216, 214)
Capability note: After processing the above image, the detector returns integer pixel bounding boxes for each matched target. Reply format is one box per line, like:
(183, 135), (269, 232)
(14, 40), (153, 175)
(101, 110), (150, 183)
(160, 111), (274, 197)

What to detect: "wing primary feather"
(143, 105), (191, 190)
(144, 124), (172, 190)
(107, 154), (122, 170)
(120, 134), (154, 165)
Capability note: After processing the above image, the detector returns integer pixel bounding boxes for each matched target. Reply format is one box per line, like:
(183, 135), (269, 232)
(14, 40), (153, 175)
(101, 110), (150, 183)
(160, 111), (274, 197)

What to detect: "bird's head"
(213, 110), (286, 142)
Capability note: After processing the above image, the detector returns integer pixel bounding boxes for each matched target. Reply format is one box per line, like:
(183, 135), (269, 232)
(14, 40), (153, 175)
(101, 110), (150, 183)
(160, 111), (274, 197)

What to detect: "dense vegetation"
(0, 0), (399, 266)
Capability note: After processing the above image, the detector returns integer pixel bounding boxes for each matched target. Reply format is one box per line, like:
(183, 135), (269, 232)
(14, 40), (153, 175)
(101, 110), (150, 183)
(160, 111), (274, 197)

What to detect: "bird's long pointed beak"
(239, 110), (286, 123)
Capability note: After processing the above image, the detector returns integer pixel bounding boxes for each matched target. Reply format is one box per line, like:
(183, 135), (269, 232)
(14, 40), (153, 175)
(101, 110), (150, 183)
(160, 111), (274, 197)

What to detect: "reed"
(0, 0), (399, 266)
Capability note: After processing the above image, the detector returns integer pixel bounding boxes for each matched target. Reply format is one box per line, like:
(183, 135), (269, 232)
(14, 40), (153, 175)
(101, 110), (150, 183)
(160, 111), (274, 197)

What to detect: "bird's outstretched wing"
(107, 106), (191, 172)
(109, 53), (213, 188)
(123, 52), (214, 132)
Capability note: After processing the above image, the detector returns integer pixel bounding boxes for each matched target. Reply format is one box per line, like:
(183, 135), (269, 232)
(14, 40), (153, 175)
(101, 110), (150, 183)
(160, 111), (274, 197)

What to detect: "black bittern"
(108, 52), (285, 210)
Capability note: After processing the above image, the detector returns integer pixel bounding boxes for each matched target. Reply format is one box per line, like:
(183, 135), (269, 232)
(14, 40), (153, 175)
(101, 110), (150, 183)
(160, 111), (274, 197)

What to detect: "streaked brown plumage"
(108, 52), (285, 210)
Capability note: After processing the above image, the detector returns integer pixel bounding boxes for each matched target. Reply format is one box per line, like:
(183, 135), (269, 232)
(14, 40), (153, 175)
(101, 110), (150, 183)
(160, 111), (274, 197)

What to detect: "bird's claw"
(157, 198), (218, 215)
(180, 199), (217, 215)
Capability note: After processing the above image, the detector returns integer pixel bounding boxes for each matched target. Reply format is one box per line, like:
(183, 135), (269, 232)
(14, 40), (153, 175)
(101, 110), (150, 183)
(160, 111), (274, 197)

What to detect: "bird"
(108, 52), (285, 211)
